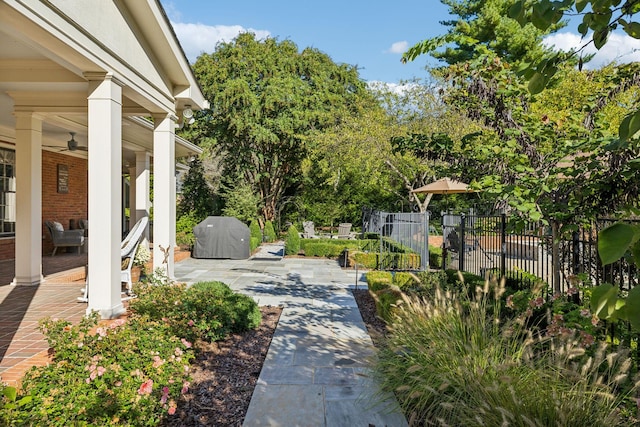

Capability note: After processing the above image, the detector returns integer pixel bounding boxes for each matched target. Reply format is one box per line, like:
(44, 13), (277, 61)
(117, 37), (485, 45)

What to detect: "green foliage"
(178, 156), (213, 220)
(129, 279), (260, 343)
(263, 220), (277, 243)
(284, 225), (301, 255)
(300, 238), (363, 258)
(176, 212), (199, 249)
(392, 272), (418, 289)
(250, 237), (261, 252)
(183, 281), (261, 340)
(12, 313), (193, 425)
(0, 382), (32, 426)
(249, 219), (262, 241)
(222, 181), (261, 224)
(428, 244), (445, 268)
(412, 270), (449, 294)
(192, 32), (369, 221)
(373, 285), (404, 323)
(374, 281), (637, 425)
(353, 251), (379, 269)
(365, 271), (393, 292)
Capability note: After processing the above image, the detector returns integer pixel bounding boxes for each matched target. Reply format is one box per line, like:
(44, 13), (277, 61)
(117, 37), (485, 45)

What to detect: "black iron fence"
(363, 207), (638, 292)
(441, 213), (639, 293)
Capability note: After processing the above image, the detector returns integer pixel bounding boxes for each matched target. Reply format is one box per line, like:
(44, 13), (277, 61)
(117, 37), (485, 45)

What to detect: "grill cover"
(192, 216), (251, 259)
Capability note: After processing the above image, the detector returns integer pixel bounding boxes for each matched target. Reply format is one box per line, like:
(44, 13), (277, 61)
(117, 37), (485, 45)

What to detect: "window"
(0, 147), (15, 236)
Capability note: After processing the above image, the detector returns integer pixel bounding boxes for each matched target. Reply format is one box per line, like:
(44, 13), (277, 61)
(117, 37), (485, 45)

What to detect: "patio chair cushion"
(51, 221), (64, 232)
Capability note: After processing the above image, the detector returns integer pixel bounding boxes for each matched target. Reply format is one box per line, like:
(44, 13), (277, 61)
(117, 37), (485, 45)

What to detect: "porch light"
(182, 105), (193, 119)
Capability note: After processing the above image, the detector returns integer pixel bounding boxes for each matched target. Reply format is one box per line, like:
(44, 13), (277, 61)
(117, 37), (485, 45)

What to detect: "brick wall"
(0, 238), (14, 259)
(42, 151), (88, 255)
(0, 150), (88, 261)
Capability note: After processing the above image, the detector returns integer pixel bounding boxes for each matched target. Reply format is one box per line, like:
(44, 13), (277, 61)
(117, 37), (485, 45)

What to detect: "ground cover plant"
(0, 273), (263, 426)
(372, 274), (640, 425)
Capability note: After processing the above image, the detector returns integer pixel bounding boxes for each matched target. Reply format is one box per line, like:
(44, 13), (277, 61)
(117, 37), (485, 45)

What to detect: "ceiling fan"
(65, 132), (87, 151)
(43, 132), (88, 152)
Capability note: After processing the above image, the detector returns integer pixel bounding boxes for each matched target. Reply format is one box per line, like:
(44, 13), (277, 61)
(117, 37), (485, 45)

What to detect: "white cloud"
(171, 22), (270, 62)
(386, 41), (409, 54)
(543, 31), (640, 68)
(367, 80), (419, 95)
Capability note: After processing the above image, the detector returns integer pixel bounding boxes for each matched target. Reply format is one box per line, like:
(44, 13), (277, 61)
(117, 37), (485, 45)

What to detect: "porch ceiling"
(0, 22), (199, 168)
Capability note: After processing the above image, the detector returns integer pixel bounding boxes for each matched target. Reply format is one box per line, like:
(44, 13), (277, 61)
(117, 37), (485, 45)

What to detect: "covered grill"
(192, 216), (251, 259)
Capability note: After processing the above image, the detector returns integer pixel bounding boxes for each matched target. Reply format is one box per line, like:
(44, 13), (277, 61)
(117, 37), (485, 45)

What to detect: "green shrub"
(14, 313), (193, 426)
(365, 271), (393, 292)
(176, 212), (199, 248)
(374, 282), (637, 426)
(428, 244), (445, 268)
(130, 278), (260, 343)
(182, 281), (261, 341)
(354, 251), (378, 269)
(412, 270), (448, 294)
(303, 242), (347, 257)
(392, 272), (418, 289)
(249, 219), (262, 242)
(284, 225), (301, 255)
(263, 220), (277, 243)
(250, 236), (261, 252)
(373, 285), (404, 322)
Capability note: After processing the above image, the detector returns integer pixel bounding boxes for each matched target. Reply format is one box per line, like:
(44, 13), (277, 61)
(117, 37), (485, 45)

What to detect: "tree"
(177, 156), (214, 220)
(403, 0), (563, 68)
(508, 0), (640, 139)
(191, 32), (369, 222)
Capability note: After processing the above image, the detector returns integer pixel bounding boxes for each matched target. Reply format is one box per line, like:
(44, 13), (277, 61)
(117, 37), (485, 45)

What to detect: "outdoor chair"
(335, 223), (356, 240)
(78, 216), (148, 302)
(78, 219), (88, 237)
(45, 220), (85, 256)
(302, 221), (320, 239)
(121, 216), (149, 295)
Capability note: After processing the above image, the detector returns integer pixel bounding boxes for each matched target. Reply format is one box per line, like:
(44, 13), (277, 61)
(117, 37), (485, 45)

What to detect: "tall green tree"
(508, 0), (640, 139)
(177, 156), (214, 220)
(191, 32), (369, 221)
(403, 0), (562, 68)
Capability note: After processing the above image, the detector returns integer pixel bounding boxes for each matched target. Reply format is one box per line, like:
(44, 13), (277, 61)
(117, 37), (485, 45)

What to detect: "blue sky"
(160, 1), (640, 85)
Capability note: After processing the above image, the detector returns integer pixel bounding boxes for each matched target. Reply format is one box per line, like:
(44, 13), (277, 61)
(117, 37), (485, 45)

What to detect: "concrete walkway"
(175, 243), (408, 427)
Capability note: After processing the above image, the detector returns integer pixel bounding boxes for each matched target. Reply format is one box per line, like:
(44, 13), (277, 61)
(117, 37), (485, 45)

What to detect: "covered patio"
(0, 1), (205, 319)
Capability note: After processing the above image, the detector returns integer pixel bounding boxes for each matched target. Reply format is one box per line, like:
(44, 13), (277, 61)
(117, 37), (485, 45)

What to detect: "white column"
(152, 114), (176, 278)
(85, 73), (124, 319)
(134, 151), (151, 249)
(14, 113), (43, 286)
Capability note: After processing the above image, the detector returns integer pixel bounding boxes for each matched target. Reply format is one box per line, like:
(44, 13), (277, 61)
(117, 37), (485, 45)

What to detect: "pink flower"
(592, 315), (600, 327)
(160, 386), (169, 404)
(181, 338), (192, 348)
(174, 348), (184, 357)
(580, 309), (590, 317)
(168, 406), (176, 415)
(188, 320), (195, 327)
(109, 319), (126, 329)
(96, 327), (107, 337)
(97, 366), (106, 377)
(138, 379), (153, 395)
(115, 381), (122, 387)
(566, 287), (578, 296)
(181, 381), (190, 394)
(152, 355), (164, 368)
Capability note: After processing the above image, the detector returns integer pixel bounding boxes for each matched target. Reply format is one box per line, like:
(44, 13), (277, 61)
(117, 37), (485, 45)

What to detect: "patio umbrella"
(410, 177), (475, 209)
